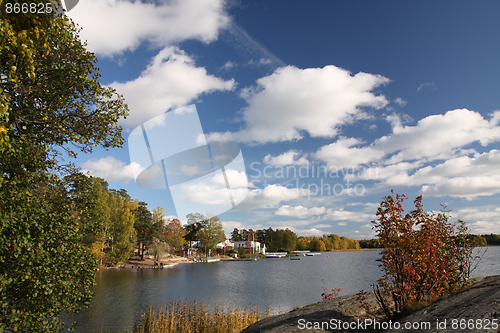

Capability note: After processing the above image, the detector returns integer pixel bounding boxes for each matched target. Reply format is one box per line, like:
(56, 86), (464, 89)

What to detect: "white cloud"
(207, 65), (390, 144)
(263, 150), (309, 166)
(453, 206), (500, 234)
(174, 169), (250, 206)
(293, 228), (326, 236)
(68, 0), (230, 57)
(80, 156), (142, 183)
(385, 113), (413, 129)
(393, 97), (407, 107)
(221, 221), (245, 234)
(491, 110), (500, 126)
(314, 137), (380, 169)
(347, 224), (376, 240)
(316, 109), (500, 172)
(375, 109), (500, 163)
(323, 208), (375, 223)
(314, 109), (500, 199)
(220, 61), (237, 72)
(385, 150), (500, 198)
(180, 165), (204, 176)
(275, 205), (326, 219)
(110, 47), (235, 129)
(235, 184), (311, 211)
(313, 224), (332, 229)
(417, 82), (437, 91)
(422, 176), (500, 199)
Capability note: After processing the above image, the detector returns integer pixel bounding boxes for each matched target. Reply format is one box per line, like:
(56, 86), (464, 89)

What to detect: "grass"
(133, 299), (270, 333)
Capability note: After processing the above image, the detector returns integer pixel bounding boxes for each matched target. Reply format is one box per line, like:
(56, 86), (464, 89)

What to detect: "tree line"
(230, 228), (360, 252)
(359, 233), (500, 248)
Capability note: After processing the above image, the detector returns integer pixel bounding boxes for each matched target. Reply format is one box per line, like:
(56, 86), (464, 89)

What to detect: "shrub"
(368, 192), (478, 318)
(321, 287), (342, 300)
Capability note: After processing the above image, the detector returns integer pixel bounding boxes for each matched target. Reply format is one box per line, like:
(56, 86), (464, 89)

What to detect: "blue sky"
(67, 0), (500, 239)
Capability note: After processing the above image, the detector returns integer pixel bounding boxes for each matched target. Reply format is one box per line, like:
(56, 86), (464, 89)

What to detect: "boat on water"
(290, 257), (301, 260)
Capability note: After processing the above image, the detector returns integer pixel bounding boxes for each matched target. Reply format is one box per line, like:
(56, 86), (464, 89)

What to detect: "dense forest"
(359, 233), (500, 248)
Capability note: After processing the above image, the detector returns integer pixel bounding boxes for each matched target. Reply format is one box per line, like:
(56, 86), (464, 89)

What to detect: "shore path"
(242, 276), (500, 333)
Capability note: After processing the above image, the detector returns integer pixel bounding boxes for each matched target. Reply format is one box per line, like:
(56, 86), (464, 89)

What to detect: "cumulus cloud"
(421, 176), (500, 199)
(68, 0), (230, 57)
(317, 109), (500, 171)
(453, 206), (500, 234)
(173, 169), (250, 206)
(380, 150), (500, 198)
(263, 150), (309, 166)
(393, 97), (407, 107)
(375, 109), (500, 163)
(110, 47), (235, 129)
(314, 137), (381, 169)
(81, 156), (143, 183)
(314, 109), (500, 198)
(235, 184), (311, 211)
(275, 205), (326, 219)
(206, 65), (390, 144)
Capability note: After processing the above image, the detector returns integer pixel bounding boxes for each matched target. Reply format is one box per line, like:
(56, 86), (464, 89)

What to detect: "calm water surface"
(66, 247), (500, 332)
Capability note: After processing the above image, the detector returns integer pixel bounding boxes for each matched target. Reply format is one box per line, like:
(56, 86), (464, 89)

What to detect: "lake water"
(65, 247), (500, 332)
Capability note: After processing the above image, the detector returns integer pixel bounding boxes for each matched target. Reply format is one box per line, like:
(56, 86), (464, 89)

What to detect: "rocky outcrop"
(242, 291), (379, 333)
(242, 276), (500, 333)
(382, 276), (500, 333)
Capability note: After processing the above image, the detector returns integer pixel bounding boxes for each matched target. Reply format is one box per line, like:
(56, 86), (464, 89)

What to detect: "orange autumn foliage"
(370, 192), (477, 318)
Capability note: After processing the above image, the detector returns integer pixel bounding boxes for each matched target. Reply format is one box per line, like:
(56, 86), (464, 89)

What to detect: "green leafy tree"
(309, 237), (326, 252)
(482, 233), (500, 245)
(65, 174), (111, 247)
(198, 214), (225, 253)
(0, 4), (128, 331)
(282, 228), (297, 251)
(108, 192), (136, 263)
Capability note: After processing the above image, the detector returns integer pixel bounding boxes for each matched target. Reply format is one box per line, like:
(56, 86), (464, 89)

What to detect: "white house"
(216, 239), (234, 249)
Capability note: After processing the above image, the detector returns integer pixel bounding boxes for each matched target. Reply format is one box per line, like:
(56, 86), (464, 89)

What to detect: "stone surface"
(382, 275), (500, 333)
(241, 276), (500, 333)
